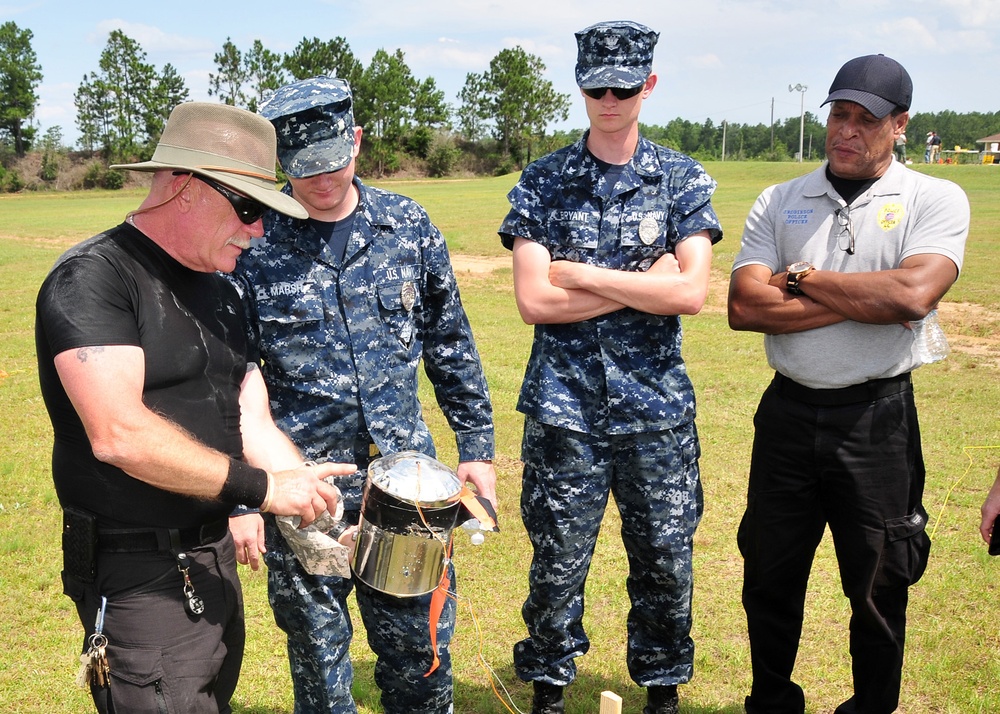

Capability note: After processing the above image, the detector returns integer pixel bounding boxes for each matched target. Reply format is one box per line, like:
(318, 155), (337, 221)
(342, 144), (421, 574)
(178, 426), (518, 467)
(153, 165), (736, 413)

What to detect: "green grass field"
(1, 161), (999, 713)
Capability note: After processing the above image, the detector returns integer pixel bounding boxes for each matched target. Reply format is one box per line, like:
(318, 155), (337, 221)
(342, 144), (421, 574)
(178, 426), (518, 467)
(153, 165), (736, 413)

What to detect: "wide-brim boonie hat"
(111, 102), (307, 219)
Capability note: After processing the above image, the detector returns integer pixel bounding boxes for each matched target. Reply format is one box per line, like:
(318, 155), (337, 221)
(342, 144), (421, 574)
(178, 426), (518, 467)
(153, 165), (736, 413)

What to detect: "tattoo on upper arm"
(76, 346), (105, 363)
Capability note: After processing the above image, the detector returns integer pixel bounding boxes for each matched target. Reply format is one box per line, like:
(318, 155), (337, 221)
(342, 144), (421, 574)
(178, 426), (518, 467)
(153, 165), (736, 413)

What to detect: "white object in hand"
(912, 309), (950, 364)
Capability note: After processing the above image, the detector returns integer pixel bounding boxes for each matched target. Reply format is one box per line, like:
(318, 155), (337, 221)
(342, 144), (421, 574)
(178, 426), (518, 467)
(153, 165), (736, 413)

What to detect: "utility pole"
(789, 83), (807, 162)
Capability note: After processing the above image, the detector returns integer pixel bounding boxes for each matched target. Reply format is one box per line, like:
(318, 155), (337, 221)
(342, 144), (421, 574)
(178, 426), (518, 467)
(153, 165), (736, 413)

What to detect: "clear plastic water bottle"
(912, 309), (950, 363)
(461, 518), (486, 545)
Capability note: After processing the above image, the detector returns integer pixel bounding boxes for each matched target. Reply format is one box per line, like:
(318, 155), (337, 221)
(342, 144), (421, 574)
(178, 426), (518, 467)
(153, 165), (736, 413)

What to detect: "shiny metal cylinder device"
(352, 451), (462, 596)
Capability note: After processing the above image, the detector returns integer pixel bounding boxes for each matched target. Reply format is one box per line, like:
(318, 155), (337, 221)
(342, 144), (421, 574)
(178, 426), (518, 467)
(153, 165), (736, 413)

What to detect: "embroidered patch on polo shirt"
(878, 203), (904, 231)
(782, 208), (813, 225)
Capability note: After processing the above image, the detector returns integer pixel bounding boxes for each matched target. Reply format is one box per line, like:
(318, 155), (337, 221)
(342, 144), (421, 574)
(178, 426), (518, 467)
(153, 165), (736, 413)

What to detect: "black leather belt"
(774, 371), (911, 406)
(97, 518), (229, 553)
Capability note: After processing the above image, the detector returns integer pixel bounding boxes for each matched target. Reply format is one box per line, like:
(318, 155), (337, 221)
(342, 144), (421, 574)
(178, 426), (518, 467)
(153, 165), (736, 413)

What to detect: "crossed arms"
(727, 253), (959, 335)
(511, 231), (714, 324)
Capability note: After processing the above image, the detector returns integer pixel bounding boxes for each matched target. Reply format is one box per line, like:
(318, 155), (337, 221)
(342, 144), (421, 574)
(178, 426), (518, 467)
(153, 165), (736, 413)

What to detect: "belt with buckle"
(97, 518), (229, 553)
(354, 436), (380, 464)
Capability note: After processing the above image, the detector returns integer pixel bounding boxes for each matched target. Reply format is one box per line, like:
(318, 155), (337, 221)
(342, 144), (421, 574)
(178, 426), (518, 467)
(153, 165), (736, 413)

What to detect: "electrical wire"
(455, 588), (526, 714)
(929, 445), (999, 540)
(410, 461), (527, 713)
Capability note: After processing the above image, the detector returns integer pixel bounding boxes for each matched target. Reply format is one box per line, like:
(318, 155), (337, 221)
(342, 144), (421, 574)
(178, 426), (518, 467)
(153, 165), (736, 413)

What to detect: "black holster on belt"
(61, 506), (97, 585)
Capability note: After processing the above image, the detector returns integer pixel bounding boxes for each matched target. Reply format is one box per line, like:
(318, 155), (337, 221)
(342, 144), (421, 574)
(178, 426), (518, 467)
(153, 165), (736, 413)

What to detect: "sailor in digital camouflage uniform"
(229, 76), (497, 714)
(498, 21), (722, 714)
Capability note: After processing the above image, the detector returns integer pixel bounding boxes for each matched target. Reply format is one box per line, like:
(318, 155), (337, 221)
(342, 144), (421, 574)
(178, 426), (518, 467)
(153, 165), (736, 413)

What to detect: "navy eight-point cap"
(575, 20), (659, 90)
(259, 76), (356, 179)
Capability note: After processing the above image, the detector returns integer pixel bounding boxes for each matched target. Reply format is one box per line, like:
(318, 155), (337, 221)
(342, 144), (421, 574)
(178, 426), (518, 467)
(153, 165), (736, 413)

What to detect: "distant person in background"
(894, 131), (906, 162)
(499, 20), (721, 714)
(930, 131), (942, 163)
(925, 130), (942, 163)
(728, 54), (969, 714)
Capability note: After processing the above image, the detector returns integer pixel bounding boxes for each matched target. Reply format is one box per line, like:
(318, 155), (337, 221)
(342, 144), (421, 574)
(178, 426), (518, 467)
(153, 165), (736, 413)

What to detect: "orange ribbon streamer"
(425, 486), (497, 676)
(424, 539), (453, 676)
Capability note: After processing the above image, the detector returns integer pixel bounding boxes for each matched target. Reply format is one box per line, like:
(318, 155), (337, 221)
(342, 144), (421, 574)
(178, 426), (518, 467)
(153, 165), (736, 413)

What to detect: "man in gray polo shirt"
(728, 54), (968, 714)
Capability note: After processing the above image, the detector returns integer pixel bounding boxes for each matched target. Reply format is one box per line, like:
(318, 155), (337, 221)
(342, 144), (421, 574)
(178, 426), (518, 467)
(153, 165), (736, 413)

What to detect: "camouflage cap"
(259, 76), (356, 178)
(575, 21), (659, 89)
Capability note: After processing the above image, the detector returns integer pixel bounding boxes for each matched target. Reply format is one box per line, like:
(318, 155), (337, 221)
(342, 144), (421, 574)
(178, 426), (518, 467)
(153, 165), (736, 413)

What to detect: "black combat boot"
(643, 685), (679, 714)
(531, 681), (565, 714)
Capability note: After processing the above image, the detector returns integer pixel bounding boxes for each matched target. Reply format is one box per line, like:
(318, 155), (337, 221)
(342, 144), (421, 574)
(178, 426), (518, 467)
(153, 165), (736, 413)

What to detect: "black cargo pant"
(739, 373), (930, 714)
(63, 525), (244, 714)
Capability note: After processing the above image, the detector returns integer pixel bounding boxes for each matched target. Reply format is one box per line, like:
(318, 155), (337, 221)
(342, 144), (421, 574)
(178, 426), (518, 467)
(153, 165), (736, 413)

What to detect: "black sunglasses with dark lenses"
(179, 173), (268, 225)
(582, 84), (644, 101)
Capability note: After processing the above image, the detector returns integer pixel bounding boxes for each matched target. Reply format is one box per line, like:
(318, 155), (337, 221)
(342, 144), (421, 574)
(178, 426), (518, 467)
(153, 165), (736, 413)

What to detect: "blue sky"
(5, 0), (1000, 145)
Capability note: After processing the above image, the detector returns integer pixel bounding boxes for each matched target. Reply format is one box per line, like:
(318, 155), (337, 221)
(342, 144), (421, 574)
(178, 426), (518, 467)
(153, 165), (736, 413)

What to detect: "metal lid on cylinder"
(367, 450), (462, 506)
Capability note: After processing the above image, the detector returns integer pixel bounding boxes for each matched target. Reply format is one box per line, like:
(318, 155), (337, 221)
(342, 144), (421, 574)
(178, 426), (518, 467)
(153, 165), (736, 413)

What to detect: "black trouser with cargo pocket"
(63, 522), (244, 714)
(739, 373), (930, 714)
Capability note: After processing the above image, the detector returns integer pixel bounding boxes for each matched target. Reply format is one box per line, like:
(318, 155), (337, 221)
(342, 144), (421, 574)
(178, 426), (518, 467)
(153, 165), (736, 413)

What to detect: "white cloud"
(183, 68), (214, 103)
(878, 17), (939, 50)
(499, 35), (567, 59)
(35, 80), (75, 126)
(0, 2), (38, 19)
(937, 28), (995, 52)
(685, 54), (724, 70)
(941, 0), (1000, 26)
(19, 0), (1000, 141)
(874, 15), (994, 54)
(90, 19), (214, 59)
(402, 41), (496, 75)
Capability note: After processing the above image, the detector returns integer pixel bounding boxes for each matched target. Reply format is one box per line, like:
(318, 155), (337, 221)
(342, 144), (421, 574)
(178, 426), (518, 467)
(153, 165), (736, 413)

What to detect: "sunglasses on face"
(582, 84), (645, 101)
(177, 173), (268, 225)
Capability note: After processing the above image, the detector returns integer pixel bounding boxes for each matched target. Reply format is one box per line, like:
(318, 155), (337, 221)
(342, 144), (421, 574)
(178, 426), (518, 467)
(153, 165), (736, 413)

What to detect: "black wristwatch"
(786, 261), (814, 295)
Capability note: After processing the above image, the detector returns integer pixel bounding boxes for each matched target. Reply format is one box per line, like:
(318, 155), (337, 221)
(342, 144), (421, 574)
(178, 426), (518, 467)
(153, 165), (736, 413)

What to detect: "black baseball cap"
(821, 54), (912, 119)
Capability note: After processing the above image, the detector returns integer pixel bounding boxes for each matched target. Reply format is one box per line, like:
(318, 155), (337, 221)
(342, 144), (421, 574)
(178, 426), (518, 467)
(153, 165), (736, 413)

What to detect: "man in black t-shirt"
(35, 102), (354, 714)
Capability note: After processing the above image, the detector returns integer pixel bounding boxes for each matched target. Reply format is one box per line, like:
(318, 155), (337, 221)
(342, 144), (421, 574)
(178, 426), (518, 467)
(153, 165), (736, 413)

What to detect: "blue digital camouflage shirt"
(499, 132), (722, 435)
(236, 179), (494, 508)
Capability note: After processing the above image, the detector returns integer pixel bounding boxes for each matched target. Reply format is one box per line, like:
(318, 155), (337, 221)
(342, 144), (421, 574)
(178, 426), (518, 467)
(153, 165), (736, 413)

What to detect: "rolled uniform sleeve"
(499, 168), (552, 249)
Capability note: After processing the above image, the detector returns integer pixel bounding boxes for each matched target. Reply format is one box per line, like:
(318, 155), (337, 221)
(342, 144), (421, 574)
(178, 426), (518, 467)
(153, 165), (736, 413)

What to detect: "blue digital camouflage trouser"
(264, 516), (456, 714)
(514, 417), (703, 687)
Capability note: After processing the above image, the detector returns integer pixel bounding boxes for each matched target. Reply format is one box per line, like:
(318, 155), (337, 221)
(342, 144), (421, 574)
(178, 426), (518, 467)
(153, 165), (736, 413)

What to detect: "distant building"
(975, 132), (1000, 163)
